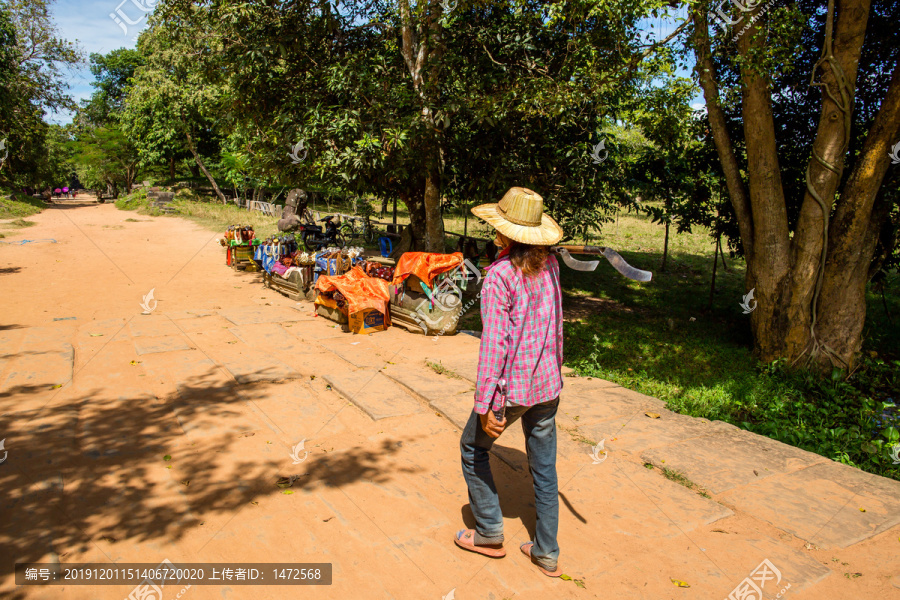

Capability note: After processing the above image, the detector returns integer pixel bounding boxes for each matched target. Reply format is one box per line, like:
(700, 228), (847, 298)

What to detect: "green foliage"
(79, 48), (145, 126)
(69, 126), (138, 196)
(0, 0), (82, 190)
(114, 186), (149, 211)
(0, 188), (44, 218)
(743, 358), (900, 479)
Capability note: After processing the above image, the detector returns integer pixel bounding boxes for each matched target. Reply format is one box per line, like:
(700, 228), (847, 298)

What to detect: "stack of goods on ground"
(315, 266), (392, 334)
(389, 252), (471, 336)
(219, 225), (258, 269)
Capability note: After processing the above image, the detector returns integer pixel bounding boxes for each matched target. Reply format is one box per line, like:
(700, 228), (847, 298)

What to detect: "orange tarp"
(315, 266), (391, 316)
(391, 252), (464, 289)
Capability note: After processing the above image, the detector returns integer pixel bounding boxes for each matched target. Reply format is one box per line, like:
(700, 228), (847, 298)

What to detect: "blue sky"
(47, 0), (148, 124)
(47, 1), (700, 124)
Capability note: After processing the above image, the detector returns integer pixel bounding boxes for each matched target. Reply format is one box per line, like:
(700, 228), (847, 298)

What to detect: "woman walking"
(454, 187), (565, 577)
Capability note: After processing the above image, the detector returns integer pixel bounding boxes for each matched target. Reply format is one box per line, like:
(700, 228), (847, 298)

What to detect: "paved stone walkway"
(1, 202), (899, 600)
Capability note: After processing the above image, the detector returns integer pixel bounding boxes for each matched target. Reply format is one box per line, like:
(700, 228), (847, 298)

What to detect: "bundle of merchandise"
(220, 224), (259, 268)
(388, 252), (469, 336)
(220, 224), (255, 244)
(255, 234), (300, 274)
(315, 266), (392, 334)
(358, 260), (395, 282)
(313, 247), (366, 280)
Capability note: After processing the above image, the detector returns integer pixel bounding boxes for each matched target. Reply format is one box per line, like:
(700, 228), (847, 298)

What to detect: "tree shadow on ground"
(0, 367), (418, 596)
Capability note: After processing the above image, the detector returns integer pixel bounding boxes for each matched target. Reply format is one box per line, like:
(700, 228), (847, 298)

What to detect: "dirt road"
(1, 198), (898, 599)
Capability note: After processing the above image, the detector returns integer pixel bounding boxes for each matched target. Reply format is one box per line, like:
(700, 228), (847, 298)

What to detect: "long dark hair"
(497, 233), (549, 277)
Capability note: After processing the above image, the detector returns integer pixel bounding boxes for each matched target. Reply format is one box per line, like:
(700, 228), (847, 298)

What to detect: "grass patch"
(427, 360), (461, 379)
(0, 189), (45, 219)
(8, 218), (36, 228)
(658, 466), (712, 498)
(124, 218), (144, 222)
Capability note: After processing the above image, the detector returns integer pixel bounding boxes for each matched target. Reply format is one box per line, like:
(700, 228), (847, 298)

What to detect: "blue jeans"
(459, 397), (560, 569)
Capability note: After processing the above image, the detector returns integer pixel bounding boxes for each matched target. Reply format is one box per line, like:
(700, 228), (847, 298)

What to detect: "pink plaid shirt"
(474, 253), (564, 414)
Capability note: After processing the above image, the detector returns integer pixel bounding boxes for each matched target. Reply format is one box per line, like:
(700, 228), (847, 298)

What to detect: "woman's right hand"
(479, 411), (507, 438)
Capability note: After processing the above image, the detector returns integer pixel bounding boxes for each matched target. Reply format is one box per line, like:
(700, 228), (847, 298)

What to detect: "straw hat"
(471, 187), (563, 246)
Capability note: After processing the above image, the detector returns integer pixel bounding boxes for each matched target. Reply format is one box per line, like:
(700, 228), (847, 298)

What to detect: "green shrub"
(0, 189), (45, 218)
(115, 187), (150, 211)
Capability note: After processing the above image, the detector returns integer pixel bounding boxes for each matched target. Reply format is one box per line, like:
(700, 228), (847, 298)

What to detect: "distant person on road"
(454, 187), (565, 577)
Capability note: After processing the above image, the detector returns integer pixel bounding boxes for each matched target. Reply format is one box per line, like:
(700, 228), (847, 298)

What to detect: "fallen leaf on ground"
(99, 536), (116, 543)
(163, 455), (171, 461)
(181, 480), (190, 486)
(250, 501), (259, 506)
(645, 412), (661, 419)
(859, 508), (866, 512)
(89, 333), (103, 337)
(670, 578), (690, 588)
(560, 574), (572, 581)
(282, 490), (294, 495)
(51, 384), (63, 389)
(130, 360), (141, 366)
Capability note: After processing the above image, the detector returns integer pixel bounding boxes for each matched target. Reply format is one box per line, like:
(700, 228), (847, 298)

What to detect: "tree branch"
(691, 8), (754, 259)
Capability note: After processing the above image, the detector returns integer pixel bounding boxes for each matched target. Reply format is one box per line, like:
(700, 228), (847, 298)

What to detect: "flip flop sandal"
(454, 529), (506, 558)
(520, 542), (562, 577)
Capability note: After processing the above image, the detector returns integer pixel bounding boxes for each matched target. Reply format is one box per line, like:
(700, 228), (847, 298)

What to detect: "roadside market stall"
(315, 266), (392, 334)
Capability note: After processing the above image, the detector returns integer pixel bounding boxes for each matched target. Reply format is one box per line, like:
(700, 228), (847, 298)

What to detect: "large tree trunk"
(661, 219), (670, 272)
(423, 168), (444, 251)
(692, 0), (892, 372)
(400, 188), (427, 251)
(399, 0), (446, 252)
(815, 67), (900, 366)
(183, 122), (226, 204)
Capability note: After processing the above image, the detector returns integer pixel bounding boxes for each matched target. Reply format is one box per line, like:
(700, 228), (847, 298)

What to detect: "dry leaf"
(181, 480), (190, 486)
(89, 333), (103, 337)
(859, 508), (866, 512)
(670, 578), (690, 588)
(282, 490), (294, 495)
(645, 412), (661, 419)
(51, 384), (63, 389)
